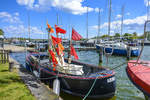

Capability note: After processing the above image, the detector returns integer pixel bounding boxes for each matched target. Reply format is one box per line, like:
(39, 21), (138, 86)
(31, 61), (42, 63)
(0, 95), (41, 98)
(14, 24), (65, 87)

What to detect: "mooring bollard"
(127, 46), (131, 60)
(9, 62), (14, 72)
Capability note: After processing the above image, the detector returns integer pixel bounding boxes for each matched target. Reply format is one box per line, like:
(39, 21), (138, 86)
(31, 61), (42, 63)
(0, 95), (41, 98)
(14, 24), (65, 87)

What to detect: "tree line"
(93, 32), (146, 40)
(0, 29), (4, 36)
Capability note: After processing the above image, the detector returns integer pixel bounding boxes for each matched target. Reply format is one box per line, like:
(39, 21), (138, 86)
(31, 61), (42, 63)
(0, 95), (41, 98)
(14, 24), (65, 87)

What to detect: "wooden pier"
(64, 47), (96, 51)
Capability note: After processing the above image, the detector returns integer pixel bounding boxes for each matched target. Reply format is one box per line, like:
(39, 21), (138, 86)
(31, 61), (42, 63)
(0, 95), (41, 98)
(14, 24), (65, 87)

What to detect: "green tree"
(123, 33), (133, 39)
(0, 29), (4, 35)
(138, 34), (144, 39)
(101, 34), (110, 38)
(114, 33), (120, 37)
(147, 31), (150, 41)
(132, 32), (138, 39)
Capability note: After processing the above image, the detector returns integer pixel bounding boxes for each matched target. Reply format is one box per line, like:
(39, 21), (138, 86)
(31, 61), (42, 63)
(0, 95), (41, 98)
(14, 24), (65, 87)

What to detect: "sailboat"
(96, 2), (140, 56)
(126, 20), (150, 99)
(26, 22), (116, 99)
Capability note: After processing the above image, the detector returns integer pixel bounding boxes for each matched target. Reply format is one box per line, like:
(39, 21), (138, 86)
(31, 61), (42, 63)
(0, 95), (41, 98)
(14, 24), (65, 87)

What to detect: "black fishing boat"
(25, 22), (116, 99)
(26, 52), (116, 99)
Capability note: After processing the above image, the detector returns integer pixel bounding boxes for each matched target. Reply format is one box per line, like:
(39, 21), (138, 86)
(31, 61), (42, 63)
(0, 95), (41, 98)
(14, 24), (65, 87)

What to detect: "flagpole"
(68, 28), (72, 64)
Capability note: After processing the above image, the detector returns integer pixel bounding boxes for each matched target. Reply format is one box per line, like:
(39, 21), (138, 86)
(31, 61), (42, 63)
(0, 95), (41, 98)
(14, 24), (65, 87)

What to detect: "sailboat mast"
(98, 8), (101, 39)
(28, 12), (30, 42)
(147, 0), (150, 21)
(57, 13), (59, 25)
(108, 0), (112, 36)
(86, 6), (89, 40)
(121, 5), (124, 36)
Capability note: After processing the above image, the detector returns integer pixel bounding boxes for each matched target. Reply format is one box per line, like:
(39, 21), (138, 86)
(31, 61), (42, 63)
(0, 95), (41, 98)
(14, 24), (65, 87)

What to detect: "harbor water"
(10, 46), (150, 100)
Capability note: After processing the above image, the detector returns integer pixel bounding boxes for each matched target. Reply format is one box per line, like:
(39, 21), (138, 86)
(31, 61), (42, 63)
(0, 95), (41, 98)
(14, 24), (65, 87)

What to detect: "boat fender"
(53, 79), (60, 96)
(33, 70), (40, 78)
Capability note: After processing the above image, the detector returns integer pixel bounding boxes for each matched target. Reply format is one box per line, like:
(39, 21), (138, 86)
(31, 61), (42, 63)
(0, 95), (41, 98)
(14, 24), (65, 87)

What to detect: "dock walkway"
(9, 56), (62, 100)
(0, 44), (34, 52)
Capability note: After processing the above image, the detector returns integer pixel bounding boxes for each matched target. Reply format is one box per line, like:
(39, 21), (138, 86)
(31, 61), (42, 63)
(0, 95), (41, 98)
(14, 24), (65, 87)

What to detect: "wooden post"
(2, 50), (4, 64)
(4, 51), (6, 63)
(0, 50), (1, 63)
(99, 47), (103, 64)
(7, 51), (9, 63)
(127, 46), (131, 60)
(144, 93), (150, 100)
(9, 62), (14, 72)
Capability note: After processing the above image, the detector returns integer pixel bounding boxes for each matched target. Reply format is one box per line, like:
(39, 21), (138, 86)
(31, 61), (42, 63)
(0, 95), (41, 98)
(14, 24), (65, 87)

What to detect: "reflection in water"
(10, 46), (150, 100)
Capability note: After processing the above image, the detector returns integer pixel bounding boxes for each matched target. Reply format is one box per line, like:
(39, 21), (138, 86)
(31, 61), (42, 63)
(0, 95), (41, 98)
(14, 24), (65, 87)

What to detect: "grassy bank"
(0, 63), (35, 100)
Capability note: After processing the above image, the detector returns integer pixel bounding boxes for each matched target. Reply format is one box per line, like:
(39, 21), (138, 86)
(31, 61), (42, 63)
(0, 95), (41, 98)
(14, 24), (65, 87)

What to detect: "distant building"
(87, 38), (96, 43)
(0, 35), (4, 39)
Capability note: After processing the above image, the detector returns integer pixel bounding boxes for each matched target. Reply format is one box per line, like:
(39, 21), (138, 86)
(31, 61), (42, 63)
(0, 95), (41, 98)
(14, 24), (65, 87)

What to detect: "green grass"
(0, 63), (36, 100)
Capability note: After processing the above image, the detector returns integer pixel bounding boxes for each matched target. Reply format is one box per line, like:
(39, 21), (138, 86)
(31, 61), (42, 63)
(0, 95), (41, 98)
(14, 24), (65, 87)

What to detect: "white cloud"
(3, 25), (44, 38)
(16, 0), (94, 15)
(4, 25), (43, 34)
(144, 0), (150, 6)
(116, 14), (122, 19)
(14, 12), (19, 16)
(95, 8), (103, 13)
(126, 12), (130, 16)
(91, 15), (147, 34)
(16, 0), (35, 8)
(0, 12), (11, 18)
(0, 12), (22, 24)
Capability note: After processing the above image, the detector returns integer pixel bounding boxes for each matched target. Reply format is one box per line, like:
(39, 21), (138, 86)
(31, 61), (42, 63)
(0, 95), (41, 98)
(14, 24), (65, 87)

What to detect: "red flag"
(51, 35), (62, 46)
(56, 43), (64, 56)
(48, 50), (58, 71)
(70, 45), (78, 60)
(55, 25), (66, 34)
(72, 28), (82, 41)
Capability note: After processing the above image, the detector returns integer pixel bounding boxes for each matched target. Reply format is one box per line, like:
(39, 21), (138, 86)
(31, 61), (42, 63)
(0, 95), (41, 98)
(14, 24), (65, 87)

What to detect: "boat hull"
(126, 60), (150, 97)
(26, 53), (116, 99)
(40, 69), (116, 98)
(96, 45), (139, 56)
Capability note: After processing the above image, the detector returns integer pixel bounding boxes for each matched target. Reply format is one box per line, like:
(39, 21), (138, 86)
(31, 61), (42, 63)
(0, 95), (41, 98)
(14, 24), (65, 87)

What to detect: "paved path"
(0, 44), (34, 52)
(10, 56), (61, 100)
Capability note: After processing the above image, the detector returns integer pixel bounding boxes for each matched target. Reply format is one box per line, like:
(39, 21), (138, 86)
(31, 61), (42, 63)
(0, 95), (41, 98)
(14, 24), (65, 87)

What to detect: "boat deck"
(127, 60), (150, 96)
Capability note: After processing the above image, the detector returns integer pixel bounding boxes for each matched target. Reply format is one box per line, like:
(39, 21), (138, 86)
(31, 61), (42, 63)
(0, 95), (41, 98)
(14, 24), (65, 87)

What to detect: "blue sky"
(0, 0), (149, 39)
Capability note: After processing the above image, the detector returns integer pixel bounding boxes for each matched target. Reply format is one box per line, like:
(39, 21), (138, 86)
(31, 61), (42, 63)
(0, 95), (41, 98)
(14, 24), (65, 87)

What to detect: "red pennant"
(51, 35), (62, 46)
(55, 25), (66, 34)
(70, 45), (78, 60)
(72, 28), (82, 41)
(48, 50), (58, 71)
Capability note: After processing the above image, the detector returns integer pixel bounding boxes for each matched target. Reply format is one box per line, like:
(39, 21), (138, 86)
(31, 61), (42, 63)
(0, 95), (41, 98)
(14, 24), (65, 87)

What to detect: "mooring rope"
(82, 20), (150, 100)
(82, 61), (127, 100)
